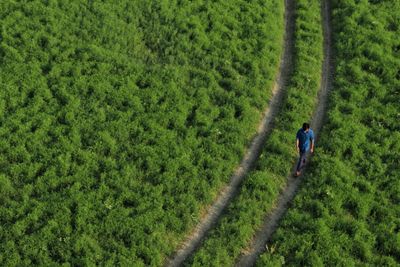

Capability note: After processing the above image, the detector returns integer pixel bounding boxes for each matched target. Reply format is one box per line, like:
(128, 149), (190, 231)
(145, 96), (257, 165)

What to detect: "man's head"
(302, 123), (310, 132)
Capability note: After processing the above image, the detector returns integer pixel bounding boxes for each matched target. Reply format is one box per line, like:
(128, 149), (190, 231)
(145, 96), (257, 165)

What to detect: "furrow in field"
(165, 0), (295, 266)
(234, 0), (333, 266)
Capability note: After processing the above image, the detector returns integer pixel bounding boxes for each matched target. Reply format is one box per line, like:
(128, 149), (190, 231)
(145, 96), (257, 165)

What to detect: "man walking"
(295, 123), (314, 177)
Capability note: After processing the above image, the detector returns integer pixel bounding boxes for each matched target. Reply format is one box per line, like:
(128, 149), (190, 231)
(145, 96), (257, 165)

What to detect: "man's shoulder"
(296, 128), (303, 137)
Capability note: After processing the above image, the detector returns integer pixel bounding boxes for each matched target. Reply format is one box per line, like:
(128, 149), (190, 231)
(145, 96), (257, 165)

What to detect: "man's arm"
(296, 130), (300, 152)
(310, 139), (314, 153)
(310, 130), (315, 153)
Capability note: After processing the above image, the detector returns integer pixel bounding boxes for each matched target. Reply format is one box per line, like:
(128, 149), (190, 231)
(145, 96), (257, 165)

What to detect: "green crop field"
(187, 0), (323, 265)
(257, 0), (400, 266)
(1, 0), (399, 266)
(0, 0), (284, 266)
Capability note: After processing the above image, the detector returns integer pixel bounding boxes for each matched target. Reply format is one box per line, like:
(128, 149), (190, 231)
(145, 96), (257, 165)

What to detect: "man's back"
(296, 128), (314, 152)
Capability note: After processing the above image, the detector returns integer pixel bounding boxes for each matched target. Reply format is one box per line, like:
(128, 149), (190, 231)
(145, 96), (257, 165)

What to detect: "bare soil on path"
(165, 0), (296, 266)
(235, 0), (333, 266)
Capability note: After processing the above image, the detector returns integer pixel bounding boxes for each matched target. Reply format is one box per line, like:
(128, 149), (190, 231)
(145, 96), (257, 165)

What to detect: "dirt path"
(165, 0), (295, 266)
(234, 1), (333, 266)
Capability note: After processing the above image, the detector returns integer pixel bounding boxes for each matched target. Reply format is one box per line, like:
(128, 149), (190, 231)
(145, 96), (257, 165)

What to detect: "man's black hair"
(302, 123), (310, 131)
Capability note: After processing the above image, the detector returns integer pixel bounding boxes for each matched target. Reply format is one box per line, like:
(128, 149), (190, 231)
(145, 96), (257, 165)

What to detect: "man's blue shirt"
(296, 128), (314, 153)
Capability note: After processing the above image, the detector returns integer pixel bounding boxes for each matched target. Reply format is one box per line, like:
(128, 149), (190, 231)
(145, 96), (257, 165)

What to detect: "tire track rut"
(165, 0), (295, 265)
(235, 0), (333, 266)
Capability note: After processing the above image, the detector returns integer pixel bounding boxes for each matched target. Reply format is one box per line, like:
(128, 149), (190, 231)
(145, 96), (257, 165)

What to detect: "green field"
(257, 0), (400, 266)
(187, 0), (323, 265)
(0, 0), (284, 265)
(1, 0), (399, 266)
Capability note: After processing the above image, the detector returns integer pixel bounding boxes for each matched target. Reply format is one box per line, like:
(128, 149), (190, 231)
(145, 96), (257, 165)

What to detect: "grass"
(257, 0), (400, 266)
(0, 1), (285, 265)
(186, 0), (324, 265)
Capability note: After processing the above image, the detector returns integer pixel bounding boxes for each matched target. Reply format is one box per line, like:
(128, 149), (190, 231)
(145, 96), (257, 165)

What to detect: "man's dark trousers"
(296, 151), (307, 172)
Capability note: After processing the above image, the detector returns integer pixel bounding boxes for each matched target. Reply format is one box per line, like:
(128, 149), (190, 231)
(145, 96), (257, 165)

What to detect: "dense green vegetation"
(257, 0), (400, 266)
(0, 0), (285, 265)
(187, 0), (323, 265)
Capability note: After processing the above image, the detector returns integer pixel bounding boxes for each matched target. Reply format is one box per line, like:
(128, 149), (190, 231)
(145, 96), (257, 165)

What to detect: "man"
(295, 123), (314, 177)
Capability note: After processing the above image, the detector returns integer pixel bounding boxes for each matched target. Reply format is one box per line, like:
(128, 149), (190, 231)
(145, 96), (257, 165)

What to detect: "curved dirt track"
(165, 0), (295, 266)
(235, 0), (333, 266)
